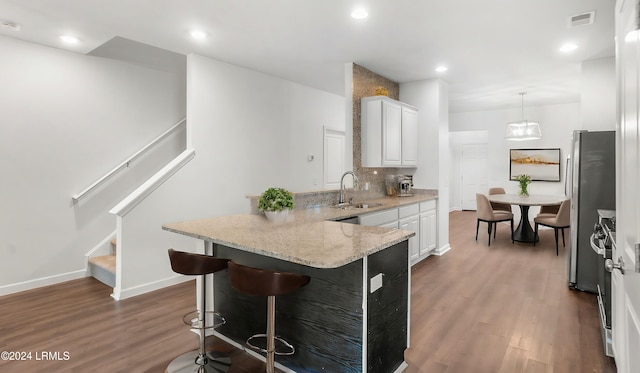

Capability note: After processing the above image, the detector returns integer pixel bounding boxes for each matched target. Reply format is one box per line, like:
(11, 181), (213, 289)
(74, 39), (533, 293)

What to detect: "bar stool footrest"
(182, 310), (226, 330)
(246, 333), (295, 356)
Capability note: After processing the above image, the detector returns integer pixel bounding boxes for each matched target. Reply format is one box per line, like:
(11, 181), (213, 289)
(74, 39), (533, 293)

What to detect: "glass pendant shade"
(505, 120), (542, 141)
(506, 92), (542, 141)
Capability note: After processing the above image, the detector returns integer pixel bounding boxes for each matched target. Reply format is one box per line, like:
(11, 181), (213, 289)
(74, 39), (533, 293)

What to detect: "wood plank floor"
(404, 211), (616, 373)
(0, 211), (616, 372)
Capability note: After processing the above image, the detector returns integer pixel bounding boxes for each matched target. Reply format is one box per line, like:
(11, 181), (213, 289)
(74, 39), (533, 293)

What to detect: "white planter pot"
(264, 210), (289, 224)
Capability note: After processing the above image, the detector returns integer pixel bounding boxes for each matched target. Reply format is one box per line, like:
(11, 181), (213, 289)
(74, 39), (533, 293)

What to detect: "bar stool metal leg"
(266, 295), (276, 373)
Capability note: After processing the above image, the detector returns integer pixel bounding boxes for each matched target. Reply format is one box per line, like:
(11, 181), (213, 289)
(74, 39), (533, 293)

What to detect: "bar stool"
(166, 249), (230, 373)
(227, 261), (310, 373)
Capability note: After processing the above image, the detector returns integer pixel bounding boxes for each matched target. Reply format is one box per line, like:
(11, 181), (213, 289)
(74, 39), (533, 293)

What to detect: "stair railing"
(72, 118), (186, 203)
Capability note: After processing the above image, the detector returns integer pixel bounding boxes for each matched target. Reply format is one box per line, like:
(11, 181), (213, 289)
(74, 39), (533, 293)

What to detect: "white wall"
(0, 35), (186, 294)
(400, 79), (451, 254)
(582, 57), (616, 131)
(449, 103), (580, 222)
(448, 56), (616, 217)
(115, 54), (345, 297)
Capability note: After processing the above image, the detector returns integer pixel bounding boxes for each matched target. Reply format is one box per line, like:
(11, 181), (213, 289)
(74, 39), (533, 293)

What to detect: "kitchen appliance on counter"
(568, 130), (615, 293)
(591, 209), (615, 357)
(399, 175), (413, 197)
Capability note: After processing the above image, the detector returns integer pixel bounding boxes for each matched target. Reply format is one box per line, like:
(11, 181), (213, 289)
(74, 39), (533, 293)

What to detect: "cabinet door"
(379, 220), (399, 230)
(382, 101), (402, 166)
(420, 209), (437, 256)
(401, 107), (418, 166)
(400, 216), (419, 264)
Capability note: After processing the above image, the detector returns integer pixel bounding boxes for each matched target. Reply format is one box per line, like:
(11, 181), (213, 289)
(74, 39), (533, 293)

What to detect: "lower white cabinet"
(398, 204), (419, 264)
(419, 201), (437, 262)
(399, 215), (420, 263)
(359, 200), (437, 266)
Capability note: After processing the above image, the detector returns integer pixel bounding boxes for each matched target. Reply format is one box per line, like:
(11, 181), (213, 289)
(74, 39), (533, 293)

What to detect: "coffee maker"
(399, 175), (413, 197)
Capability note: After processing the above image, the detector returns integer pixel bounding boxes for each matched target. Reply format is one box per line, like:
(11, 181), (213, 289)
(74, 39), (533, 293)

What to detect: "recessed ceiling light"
(190, 30), (207, 40)
(59, 35), (79, 45)
(351, 9), (368, 19)
(559, 43), (578, 53)
(435, 66), (448, 73)
(1, 20), (21, 31)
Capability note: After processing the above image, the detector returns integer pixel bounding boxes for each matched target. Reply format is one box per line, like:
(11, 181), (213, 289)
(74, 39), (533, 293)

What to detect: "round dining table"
(486, 194), (568, 243)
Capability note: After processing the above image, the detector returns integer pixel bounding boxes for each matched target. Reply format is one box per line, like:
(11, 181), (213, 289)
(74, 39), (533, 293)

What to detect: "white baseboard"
(111, 275), (191, 300)
(434, 244), (451, 256)
(0, 269), (87, 297)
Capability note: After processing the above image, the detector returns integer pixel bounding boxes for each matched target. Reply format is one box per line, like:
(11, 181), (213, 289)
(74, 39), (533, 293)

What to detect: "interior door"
(324, 127), (345, 189)
(614, 2), (640, 371)
(461, 143), (488, 210)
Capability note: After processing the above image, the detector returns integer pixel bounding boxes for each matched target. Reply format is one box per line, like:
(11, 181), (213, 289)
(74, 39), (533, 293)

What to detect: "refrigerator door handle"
(564, 157), (571, 195)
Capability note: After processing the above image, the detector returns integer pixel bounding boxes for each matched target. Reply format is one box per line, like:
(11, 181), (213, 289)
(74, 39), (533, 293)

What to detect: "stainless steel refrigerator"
(568, 130), (615, 293)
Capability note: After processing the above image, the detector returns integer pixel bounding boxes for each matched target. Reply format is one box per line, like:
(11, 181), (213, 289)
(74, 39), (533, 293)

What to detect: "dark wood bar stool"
(227, 261), (310, 373)
(167, 249), (230, 373)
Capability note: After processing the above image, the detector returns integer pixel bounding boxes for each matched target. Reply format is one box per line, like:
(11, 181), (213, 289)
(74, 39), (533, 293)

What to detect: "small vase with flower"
(515, 174), (531, 197)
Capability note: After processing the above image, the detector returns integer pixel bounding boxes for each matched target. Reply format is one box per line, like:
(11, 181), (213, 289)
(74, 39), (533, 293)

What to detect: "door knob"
(605, 256), (625, 275)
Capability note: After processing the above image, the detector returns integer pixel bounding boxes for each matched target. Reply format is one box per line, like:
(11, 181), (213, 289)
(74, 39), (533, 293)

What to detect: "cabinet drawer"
(420, 200), (436, 212)
(398, 204), (419, 219)
(359, 209), (399, 226)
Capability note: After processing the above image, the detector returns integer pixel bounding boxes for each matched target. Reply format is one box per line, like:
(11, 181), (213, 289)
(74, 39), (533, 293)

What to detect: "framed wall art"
(509, 148), (561, 182)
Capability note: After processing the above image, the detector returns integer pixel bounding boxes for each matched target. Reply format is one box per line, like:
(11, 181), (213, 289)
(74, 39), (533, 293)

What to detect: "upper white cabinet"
(361, 96), (418, 168)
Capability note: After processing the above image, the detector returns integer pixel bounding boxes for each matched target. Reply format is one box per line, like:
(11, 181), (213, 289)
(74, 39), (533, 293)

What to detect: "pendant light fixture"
(506, 92), (542, 141)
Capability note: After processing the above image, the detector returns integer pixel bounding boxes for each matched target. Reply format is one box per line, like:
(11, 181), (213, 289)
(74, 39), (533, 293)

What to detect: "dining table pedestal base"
(513, 205), (539, 243)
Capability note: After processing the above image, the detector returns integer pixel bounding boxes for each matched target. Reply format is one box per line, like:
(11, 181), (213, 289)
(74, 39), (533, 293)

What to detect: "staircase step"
(89, 254), (116, 287)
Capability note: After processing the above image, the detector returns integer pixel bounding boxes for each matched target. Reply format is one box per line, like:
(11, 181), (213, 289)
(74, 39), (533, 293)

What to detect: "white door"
(382, 101), (402, 166)
(461, 144), (488, 210)
(324, 127), (345, 189)
(613, 2), (640, 371)
(419, 209), (437, 256)
(400, 216), (419, 263)
(401, 106), (418, 166)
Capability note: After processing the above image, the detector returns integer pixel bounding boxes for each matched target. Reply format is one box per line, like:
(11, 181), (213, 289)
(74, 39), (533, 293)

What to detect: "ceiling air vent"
(568, 11), (595, 28)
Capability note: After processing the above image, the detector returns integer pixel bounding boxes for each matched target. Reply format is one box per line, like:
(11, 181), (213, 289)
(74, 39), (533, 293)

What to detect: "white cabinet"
(401, 107), (418, 166)
(399, 204), (420, 264)
(359, 202), (436, 266)
(418, 200), (437, 261)
(361, 96), (418, 168)
(359, 208), (398, 228)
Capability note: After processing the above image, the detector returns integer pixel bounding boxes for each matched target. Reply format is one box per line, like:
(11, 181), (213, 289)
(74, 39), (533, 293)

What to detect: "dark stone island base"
(212, 242), (409, 373)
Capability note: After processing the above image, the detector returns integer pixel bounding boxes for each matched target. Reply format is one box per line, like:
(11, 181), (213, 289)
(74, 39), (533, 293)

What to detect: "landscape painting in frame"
(509, 148), (561, 182)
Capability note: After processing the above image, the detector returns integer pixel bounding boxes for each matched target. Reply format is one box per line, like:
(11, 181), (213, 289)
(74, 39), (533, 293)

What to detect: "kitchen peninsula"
(162, 191), (436, 372)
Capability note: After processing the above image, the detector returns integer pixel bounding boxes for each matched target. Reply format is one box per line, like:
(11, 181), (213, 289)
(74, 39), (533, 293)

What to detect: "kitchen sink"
(332, 202), (384, 209)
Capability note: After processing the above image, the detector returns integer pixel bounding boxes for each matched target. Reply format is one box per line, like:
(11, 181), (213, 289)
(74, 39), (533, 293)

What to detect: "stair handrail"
(72, 118), (186, 203)
(109, 148), (195, 217)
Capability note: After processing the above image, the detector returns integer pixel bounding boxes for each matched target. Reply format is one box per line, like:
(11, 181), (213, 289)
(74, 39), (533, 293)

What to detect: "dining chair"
(534, 199), (571, 255)
(488, 187), (512, 213)
(476, 193), (514, 246)
(538, 203), (560, 217)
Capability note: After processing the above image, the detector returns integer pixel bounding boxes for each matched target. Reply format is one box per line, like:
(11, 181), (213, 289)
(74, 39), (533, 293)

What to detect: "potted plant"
(515, 174), (531, 197)
(258, 187), (294, 223)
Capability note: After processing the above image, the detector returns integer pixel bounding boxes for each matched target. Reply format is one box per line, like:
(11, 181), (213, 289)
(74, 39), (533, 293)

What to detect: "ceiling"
(0, 0), (615, 113)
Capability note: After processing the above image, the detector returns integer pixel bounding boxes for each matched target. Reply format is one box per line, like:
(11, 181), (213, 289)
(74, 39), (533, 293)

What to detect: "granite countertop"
(162, 192), (436, 269)
(290, 189), (438, 222)
(163, 215), (414, 268)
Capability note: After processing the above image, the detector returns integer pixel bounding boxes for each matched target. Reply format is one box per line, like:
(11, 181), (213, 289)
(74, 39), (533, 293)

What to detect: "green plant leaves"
(258, 187), (294, 212)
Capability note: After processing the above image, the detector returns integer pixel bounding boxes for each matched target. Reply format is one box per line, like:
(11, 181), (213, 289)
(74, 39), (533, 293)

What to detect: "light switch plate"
(370, 273), (383, 293)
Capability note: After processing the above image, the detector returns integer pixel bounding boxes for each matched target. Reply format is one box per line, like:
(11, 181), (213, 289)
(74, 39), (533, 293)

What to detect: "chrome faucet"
(339, 171), (358, 204)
